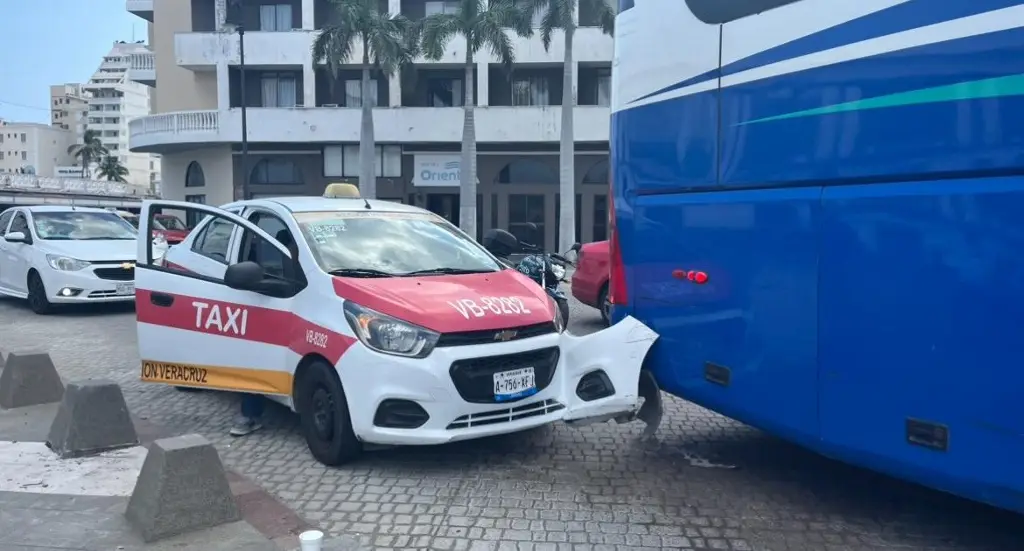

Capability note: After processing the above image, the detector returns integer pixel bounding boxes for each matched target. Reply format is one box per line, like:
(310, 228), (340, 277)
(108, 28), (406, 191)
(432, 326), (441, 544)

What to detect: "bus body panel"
(611, 0), (1024, 513)
(632, 188), (822, 444)
(819, 177), (1024, 512)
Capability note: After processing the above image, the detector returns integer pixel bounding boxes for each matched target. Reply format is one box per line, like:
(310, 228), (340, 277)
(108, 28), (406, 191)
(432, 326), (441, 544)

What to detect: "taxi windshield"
(32, 211), (138, 241)
(294, 211), (502, 276)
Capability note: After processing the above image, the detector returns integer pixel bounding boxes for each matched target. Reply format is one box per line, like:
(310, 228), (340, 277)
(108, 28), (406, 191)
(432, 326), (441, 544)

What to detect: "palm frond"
(420, 13), (462, 60)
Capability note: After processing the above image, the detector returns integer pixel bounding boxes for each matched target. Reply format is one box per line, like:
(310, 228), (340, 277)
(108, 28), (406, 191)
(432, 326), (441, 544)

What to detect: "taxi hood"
(332, 269), (555, 333)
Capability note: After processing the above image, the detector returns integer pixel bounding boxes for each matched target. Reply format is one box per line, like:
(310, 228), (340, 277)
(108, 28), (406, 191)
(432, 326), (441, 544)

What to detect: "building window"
(328, 145), (401, 178)
(424, 1), (459, 15)
(259, 4), (293, 31)
(508, 194), (546, 247)
(184, 194), (207, 228)
(21, 152), (26, 161)
(261, 73), (298, 107)
(427, 78), (463, 107)
(496, 159), (558, 185)
(596, 69), (611, 107)
(344, 79), (378, 108)
(250, 158), (304, 185)
(511, 76), (550, 106)
(185, 161), (205, 187)
(20, 134), (26, 143)
(581, 159), (608, 185)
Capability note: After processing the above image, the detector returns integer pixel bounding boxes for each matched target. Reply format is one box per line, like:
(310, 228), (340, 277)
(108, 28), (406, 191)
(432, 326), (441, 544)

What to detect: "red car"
(570, 240), (611, 324)
(154, 214), (190, 244)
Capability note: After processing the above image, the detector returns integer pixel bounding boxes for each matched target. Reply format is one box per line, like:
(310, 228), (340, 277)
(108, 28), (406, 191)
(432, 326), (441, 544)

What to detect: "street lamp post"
(225, 0), (250, 201)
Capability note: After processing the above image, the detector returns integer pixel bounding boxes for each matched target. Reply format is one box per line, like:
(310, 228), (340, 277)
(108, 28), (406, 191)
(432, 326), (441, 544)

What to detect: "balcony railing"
(0, 174), (155, 198)
(128, 106), (609, 152)
(130, 52), (154, 71)
(129, 110), (220, 137)
(128, 51), (156, 86)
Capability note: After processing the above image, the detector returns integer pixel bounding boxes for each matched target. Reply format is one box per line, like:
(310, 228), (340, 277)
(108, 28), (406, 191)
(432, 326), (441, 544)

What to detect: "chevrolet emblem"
(494, 329), (518, 342)
(121, 262), (135, 270)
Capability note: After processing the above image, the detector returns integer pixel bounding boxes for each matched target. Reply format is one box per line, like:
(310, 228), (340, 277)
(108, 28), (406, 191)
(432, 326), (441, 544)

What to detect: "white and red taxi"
(134, 185), (657, 465)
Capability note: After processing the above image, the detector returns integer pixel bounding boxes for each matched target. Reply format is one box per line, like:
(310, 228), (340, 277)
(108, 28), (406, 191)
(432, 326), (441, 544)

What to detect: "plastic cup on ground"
(299, 530), (324, 551)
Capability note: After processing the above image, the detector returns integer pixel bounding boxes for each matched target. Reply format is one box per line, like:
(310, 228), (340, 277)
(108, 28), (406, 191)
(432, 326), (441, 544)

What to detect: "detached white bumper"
(38, 263), (135, 304)
(338, 317), (658, 446)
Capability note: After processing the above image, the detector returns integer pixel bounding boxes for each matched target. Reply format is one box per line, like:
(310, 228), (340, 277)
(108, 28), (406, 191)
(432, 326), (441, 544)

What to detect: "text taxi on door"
(134, 184), (660, 465)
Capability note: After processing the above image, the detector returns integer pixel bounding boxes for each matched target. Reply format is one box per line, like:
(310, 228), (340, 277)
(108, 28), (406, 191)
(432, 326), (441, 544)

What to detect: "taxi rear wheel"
(297, 360), (361, 466)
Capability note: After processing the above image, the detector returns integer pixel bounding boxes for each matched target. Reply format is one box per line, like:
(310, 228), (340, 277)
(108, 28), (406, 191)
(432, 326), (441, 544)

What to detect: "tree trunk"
(359, 48), (377, 198)
(558, 25), (576, 252)
(460, 49), (478, 239)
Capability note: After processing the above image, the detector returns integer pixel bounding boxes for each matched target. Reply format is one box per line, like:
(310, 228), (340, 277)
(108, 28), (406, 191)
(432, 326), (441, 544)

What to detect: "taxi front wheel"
(297, 360), (361, 466)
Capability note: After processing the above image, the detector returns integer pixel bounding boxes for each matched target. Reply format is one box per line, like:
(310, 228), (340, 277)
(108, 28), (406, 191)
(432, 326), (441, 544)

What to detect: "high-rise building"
(126, 0), (613, 248)
(49, 83), (91, 144)
(83, 41), (162, 191)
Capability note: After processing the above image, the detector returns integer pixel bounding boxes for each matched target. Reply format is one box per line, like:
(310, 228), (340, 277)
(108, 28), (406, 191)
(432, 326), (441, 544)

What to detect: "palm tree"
(67, 129), (109, 179)
(528, 0), (614, 251)
(97, 155), (130, 183)
(420, 0), (533, 239)
(312, 0), (418, 199)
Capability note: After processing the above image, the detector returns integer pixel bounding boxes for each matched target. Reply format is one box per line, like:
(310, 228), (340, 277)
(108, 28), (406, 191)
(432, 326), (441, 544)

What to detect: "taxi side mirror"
(3, 232), (29, 244)
(224, 261), (264, 292)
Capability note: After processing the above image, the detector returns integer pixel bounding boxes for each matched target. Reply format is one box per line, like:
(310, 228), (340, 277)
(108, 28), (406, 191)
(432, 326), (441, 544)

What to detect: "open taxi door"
(560, 316), (659, 424)
(135, 200), (295, 394)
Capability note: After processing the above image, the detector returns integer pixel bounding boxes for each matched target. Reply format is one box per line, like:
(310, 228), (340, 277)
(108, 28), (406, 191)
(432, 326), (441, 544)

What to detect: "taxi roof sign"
(324, 183), (360, 198)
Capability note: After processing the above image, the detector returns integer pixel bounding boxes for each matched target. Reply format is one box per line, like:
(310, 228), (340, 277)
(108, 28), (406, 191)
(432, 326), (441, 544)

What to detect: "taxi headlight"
(550, 263), (566, 281)
(46, 255), (90, 271)
(343, 301), (440, 358)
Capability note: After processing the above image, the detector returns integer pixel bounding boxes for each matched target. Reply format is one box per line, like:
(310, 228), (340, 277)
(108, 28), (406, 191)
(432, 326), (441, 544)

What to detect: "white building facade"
(86, 42), (162, 191)
(50, 83), (90, 144)
(127, 0), (612, 248)
(0, 123), (76, 177)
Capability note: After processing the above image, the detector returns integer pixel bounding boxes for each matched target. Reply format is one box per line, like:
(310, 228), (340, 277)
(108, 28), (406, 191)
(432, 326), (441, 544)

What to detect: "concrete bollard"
(0, 351), (65, 409)
(46, 379), (139, 458)
(125, 434), (241, 542)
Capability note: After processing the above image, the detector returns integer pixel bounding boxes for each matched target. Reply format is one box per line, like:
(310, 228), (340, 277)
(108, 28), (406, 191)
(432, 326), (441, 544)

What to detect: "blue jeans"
(241, 394), (265, 419)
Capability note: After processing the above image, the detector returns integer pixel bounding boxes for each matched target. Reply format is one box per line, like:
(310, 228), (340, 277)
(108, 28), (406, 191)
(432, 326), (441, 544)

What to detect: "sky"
(0, 1), (142, 124)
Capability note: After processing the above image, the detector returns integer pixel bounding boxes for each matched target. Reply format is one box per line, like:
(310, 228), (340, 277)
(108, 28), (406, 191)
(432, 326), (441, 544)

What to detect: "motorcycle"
(482, 226), (580, 325)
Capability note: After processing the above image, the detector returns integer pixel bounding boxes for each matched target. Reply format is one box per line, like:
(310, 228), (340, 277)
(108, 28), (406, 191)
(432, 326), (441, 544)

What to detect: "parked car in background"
(154, 213), (190, 243)
(116, 211), (187, 245)
(0, 206), (139, 314)
(570, 240), (610, 324)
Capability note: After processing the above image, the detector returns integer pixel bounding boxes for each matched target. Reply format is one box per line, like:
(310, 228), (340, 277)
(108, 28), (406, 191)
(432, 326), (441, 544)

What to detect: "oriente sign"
(412, 154), (461, 187)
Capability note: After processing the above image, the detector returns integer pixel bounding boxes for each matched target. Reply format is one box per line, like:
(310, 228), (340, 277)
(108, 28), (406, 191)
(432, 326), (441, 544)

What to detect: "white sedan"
(0, 205), (142, 314)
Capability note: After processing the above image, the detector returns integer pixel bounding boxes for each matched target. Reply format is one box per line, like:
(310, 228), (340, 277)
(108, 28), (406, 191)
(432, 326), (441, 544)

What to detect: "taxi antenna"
(363, 197), (372, 209)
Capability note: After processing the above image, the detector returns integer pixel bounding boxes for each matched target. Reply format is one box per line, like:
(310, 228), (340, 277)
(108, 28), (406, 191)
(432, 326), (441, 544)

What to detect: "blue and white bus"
(610, 0), (1024, 513)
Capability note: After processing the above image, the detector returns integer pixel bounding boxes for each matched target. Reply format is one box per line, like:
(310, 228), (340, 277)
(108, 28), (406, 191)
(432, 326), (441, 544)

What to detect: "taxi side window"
(238, 211), (296, 280)
(190, 218), (234, 263)
(0, 210), (13, 233)
(9, 213), (30, 235)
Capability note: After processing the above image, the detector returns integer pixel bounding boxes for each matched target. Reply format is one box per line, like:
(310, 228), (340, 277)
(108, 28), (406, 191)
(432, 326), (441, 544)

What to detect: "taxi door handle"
(150, 292), (174, 307)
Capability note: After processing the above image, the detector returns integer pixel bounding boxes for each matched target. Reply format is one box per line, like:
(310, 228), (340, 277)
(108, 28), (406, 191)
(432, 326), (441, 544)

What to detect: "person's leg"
(230, 394), (264, 436)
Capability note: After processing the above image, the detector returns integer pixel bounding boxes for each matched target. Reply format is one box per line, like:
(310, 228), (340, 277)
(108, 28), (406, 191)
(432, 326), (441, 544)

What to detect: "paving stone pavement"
(1, 295), (1022, 551)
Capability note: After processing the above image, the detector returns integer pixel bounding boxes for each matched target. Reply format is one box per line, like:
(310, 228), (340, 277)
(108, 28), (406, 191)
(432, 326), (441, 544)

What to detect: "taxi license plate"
(493, 367), (536, 402)
(115, 282), (135, 296)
